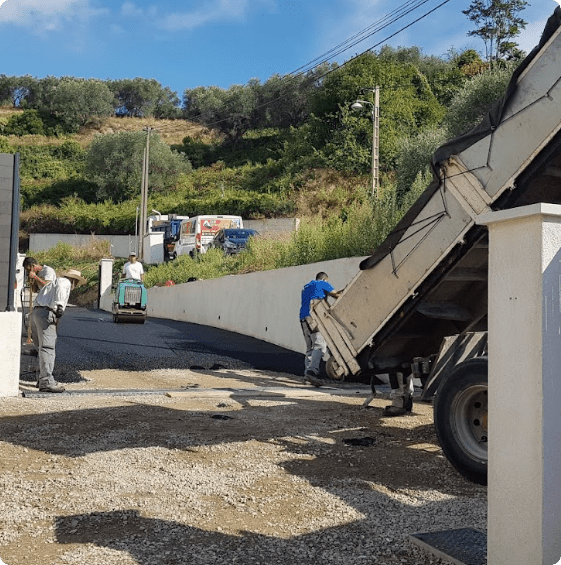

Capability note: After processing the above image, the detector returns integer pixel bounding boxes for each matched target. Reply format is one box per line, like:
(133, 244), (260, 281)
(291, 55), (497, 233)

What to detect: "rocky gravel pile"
(1, 364), (486, 565)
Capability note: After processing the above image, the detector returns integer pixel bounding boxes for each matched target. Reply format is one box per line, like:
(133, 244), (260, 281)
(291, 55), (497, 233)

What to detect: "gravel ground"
(11, 303), (487, 565)
(2, 349), (487, 565)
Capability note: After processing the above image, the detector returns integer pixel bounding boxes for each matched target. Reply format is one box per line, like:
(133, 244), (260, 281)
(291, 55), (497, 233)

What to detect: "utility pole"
(372, 86), (380, 199)
(138, 127), (152, 261)
(351, 86), (380, 198)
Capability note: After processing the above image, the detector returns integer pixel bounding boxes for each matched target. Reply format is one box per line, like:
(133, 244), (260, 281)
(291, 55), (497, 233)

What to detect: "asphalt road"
(54, 306), (305, 378)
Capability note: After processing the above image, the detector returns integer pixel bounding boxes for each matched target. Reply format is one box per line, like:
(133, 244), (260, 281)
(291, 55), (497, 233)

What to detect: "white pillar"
(0, 311), (21, 396)
(477, 204), (561, 565)
(98, 258), (114, 313)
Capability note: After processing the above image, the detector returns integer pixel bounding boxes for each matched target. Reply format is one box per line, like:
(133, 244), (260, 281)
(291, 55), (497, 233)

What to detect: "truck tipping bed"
(312, 8), (561, 380)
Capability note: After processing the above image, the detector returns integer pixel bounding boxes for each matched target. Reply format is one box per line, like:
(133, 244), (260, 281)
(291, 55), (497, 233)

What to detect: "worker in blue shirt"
(299, 272), (341, 386)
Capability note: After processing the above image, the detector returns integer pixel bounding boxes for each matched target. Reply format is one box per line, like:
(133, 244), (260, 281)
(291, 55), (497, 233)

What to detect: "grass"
(28, 238), (112, 303)
(143, 178), (426, 288)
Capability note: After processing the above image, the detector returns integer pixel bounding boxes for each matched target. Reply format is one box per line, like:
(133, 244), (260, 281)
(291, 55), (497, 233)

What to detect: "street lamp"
(351, 86), (380, 198)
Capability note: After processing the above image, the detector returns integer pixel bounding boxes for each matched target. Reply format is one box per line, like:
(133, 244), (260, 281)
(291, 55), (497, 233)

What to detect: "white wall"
(147, 257), (365, 353)
(244, 218), (299, 235)
(30, 233), (136, 259)
(29, 220), (299, 262)
(0, 312), (21, 396)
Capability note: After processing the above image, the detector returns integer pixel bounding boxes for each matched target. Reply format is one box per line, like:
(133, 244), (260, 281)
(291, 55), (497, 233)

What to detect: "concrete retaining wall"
(146, 257), (365, 354)
(30, 219), (299, 260)
(244, 218), (299, 235)
(30, 233), (136, 259)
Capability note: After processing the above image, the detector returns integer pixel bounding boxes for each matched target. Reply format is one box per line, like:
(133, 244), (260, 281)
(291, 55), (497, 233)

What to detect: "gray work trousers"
(300, 318), (327, 376)
(30, 307), (58, 387)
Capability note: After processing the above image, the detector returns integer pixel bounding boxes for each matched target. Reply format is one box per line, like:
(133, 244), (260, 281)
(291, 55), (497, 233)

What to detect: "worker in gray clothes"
(23, 257), (86, 393)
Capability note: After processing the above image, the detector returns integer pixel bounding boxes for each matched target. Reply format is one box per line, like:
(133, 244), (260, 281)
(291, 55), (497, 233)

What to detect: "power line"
(156, 0), (455, 135)
(288, 0), (435, 77)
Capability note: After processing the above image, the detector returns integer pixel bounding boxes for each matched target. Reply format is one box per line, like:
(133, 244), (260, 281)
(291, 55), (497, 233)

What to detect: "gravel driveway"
(3, 308), (486, 565)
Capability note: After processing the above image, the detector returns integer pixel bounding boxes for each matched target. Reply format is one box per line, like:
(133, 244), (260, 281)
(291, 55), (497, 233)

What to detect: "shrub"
(443, 63), (516, 138)
(2, 110), (45, 136)
(396, 127), (447, 200)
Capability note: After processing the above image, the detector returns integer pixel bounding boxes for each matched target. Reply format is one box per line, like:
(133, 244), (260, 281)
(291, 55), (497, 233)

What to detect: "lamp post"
(351, 86), (379, 198)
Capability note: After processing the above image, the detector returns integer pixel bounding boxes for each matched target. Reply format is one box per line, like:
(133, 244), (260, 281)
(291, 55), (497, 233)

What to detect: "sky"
(0, 0), (558, 98)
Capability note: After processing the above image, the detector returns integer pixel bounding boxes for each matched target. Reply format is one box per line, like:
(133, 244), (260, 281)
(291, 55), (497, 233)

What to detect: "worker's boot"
(383, 394), (413, 417)
(304, 371), (324, 387)
(38, 379), (65, 393)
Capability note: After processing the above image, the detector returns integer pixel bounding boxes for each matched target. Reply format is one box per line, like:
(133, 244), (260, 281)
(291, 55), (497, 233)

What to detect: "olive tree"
(183, 81), (260, 144)
(85, 131), (191, 202)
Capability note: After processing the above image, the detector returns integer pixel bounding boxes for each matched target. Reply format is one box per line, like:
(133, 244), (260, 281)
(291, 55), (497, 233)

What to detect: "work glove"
(55, 305), (64, 318)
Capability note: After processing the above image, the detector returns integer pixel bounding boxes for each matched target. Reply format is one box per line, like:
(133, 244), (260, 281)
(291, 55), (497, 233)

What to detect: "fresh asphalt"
(55, 306), (305, 377)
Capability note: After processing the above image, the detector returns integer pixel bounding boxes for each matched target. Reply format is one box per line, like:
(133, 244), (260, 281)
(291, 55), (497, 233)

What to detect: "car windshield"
(223, 229), (257, 240)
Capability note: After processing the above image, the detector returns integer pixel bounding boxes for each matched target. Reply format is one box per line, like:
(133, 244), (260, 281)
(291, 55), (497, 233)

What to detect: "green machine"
(113, 279), (148, 323)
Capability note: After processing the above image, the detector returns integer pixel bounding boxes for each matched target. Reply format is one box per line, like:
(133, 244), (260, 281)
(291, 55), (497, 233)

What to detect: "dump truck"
(310, 8), (561, 485)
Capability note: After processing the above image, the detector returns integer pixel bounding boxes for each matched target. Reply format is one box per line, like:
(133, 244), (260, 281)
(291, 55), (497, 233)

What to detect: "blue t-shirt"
(299, 279), (334, 320)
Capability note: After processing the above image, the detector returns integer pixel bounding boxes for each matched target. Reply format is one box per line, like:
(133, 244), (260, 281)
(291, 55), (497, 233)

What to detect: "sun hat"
(61, 269), (87, 286)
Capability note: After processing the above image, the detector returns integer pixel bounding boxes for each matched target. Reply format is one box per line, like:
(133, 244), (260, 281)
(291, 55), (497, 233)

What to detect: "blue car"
(211, 228), (259, 255)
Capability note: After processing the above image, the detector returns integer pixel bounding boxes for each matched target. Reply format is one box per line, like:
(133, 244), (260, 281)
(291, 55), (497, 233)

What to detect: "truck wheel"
(433, 357), (488, 485)
(326, 357), (345, 381)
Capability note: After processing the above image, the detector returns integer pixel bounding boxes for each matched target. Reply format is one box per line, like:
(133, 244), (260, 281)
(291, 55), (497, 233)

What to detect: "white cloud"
(516, 18), (549, 54)
(0, 0), (108, 33)
(121, 1), (143, 18)
(156, 0), (273, 32)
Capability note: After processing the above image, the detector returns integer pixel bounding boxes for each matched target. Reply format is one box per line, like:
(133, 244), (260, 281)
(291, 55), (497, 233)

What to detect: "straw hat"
(61, 269), (87, 286)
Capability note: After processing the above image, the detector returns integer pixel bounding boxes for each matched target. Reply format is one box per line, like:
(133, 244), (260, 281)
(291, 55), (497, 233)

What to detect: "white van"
(175, 215), (243, 258)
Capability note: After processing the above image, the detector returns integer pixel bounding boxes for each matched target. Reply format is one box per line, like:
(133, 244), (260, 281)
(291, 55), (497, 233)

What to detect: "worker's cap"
(61, 269), (87, 286)
(129, 252), (137, 257)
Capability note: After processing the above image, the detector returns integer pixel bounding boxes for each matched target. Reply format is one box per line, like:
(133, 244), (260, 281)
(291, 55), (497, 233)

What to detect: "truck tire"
(433, 357), (488, 485)
(326, 357), (345, 381)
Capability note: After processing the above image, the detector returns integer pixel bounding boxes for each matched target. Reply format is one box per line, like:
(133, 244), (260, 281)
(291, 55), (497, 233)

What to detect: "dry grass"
(0, 105), (222, 147)
(0, 107), (22, 116)
(75, 116), (221, 146)
(292, 169), (371, 219)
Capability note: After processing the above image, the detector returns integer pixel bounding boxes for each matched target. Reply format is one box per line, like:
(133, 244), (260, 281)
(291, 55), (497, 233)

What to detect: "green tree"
(443, 63), (515, 137)
(463, 0), (528, 64)
(183, 81), (261, 144)
(85, 131), (191, 202)
(109, 78), (181, 118)
(256, 66), (331, 129)
(46, 79), (115, 133)
(308, 52), (445, 171)
(0, 75), (36, 107)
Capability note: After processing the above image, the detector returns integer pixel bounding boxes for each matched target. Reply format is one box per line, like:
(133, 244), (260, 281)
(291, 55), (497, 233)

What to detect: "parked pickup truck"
(310, 9), (561, 485)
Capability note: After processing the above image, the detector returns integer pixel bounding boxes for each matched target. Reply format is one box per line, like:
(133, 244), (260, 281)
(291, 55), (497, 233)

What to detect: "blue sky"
(0, 0), (557, 99)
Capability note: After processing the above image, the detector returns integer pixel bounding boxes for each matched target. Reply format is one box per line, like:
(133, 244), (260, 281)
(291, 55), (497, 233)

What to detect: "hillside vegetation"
(3, 48), (519, 285)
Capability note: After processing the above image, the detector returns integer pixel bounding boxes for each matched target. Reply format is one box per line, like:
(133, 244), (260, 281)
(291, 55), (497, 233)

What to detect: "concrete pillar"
(98, 258), (114, 313)
(0, 311), (21, 396)
(477, 204), (561, 565)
